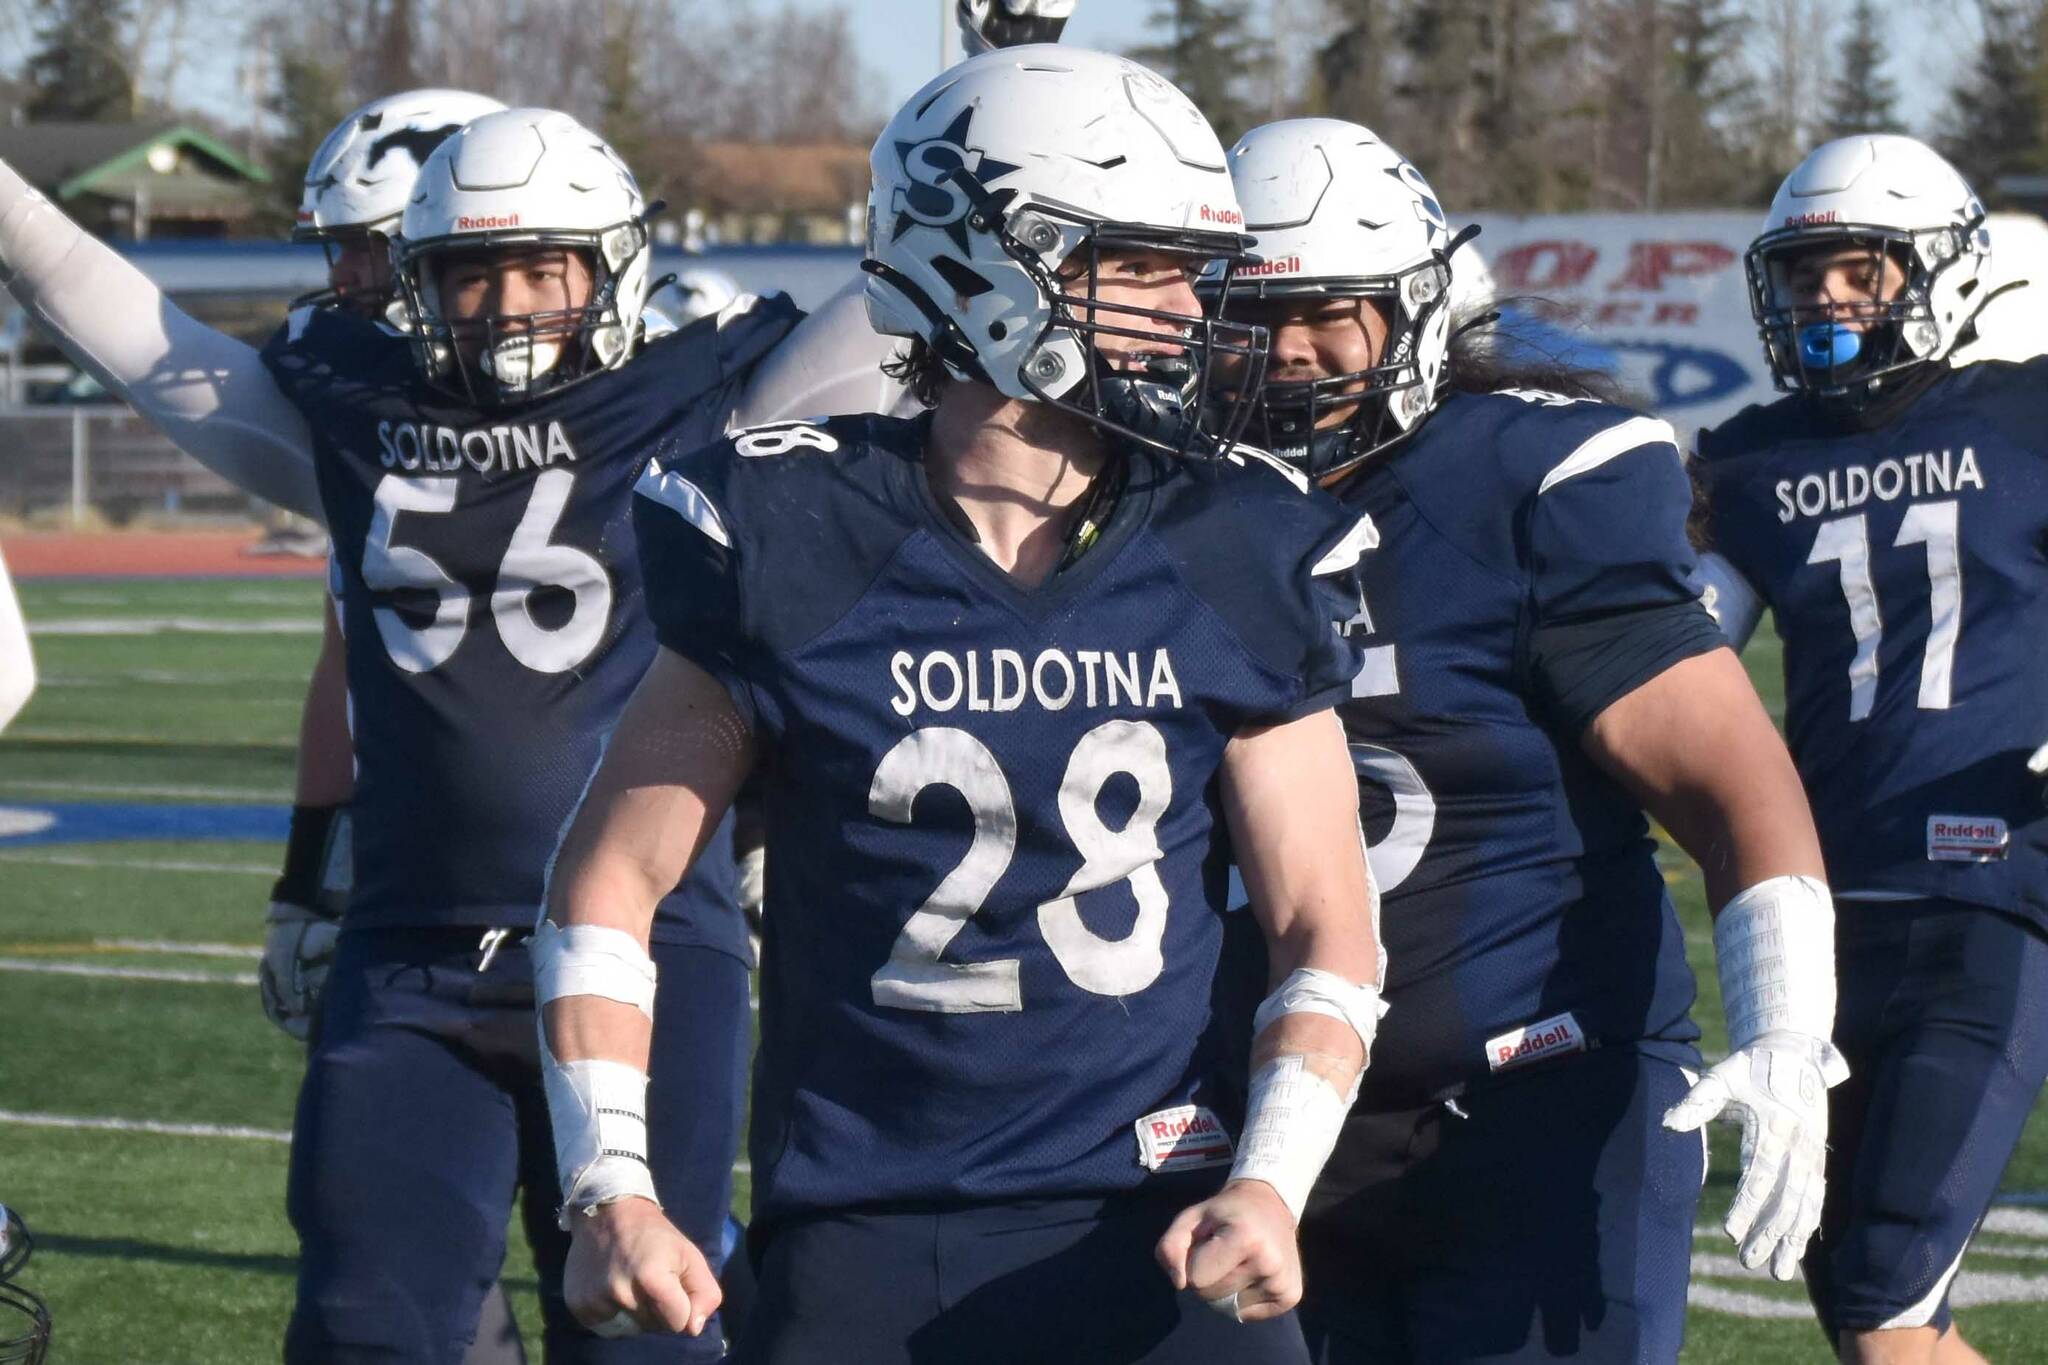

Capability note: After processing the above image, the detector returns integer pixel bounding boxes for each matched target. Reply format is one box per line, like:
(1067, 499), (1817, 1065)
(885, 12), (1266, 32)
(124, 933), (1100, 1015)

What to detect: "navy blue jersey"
(1698, 360), (2048, 930)
(260, 299), (802, 955)
(633, 415), (1369, 1220)
(1332, 389), (1716, 1105)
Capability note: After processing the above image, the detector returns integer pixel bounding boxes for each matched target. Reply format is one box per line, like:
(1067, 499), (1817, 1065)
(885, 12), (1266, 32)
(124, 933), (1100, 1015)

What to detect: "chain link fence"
(0, 406), (276, 526)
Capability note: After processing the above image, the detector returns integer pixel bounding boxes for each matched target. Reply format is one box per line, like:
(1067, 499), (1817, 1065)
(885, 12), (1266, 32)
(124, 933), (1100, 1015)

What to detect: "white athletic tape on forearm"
(532, 920), (657, 1017)
(1714, 875), (1840, 1051)
(1252, 968), (1388, 1076)
(1228, 1054), (1352, 1224)
(542, 1048), (661, 1223)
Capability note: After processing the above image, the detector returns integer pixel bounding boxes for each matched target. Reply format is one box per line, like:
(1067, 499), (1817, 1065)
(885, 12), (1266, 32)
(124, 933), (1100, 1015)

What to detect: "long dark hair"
(1439, 297), (1632, 404)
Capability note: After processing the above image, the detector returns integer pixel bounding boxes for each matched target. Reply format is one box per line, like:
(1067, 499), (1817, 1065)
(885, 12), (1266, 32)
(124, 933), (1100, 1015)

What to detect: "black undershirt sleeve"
(1525, 598), (1728, 735)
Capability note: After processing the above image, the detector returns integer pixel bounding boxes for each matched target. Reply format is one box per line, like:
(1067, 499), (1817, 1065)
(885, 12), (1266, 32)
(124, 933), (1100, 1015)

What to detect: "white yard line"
(96, 938), (261, 959)
(0, 1107), (757, 1176)
(0, 958), (256, 986)
(0, 850), (275, 875)
(28, 617), (320, 636)
(0, 778), (290, 801)
(0, 1110), (291, 1143)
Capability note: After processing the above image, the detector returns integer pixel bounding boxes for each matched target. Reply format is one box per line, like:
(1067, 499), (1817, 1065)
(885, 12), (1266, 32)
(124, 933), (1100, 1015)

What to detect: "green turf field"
(1, 575), (2043, 1362)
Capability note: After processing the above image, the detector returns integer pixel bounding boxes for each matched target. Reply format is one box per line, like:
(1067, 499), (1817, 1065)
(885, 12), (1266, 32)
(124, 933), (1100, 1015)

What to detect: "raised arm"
(538, 646), (754, 1338)
(0, 159), (323, 521)
(1157, 707), (1384, 1323)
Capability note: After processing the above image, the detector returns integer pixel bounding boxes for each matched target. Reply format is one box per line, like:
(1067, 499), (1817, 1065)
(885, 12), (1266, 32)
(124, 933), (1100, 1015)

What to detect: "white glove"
(260, 902), (340, 1041)
(1665, 875), (1849, 1281)
(1663, 1029), (1847, 1279)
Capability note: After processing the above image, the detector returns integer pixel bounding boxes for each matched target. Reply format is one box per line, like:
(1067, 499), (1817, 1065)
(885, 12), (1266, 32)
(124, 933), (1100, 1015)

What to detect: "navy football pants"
(285, 928), (749, 1364)
(1296, 1047), (1702, 1364)
(1803, 900), (2048, 1339)
(731, 1193), (1313, 1364)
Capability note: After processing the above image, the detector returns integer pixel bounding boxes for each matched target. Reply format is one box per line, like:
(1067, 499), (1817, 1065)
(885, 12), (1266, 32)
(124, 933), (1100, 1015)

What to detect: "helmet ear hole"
(933, 256), (996, 299)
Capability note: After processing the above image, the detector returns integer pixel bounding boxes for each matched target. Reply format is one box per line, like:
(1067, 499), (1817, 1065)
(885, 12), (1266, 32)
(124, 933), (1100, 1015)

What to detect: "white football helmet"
(294, 88), (505, 313)
(392, 108), (653, 406)
(0, 1205), (48, 1365)
(1204, 118), (1461, 478)
(957, 0), (1075, 55)
(863, 45), (1267, 456)
(1747, 135), (1994, 401)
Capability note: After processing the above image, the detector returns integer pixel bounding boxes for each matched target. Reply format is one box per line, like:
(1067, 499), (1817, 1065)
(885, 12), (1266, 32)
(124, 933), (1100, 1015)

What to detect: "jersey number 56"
(361, 470), (612, 675)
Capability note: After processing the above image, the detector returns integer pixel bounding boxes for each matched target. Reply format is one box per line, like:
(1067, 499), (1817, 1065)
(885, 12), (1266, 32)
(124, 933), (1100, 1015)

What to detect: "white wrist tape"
(1714, 875), (1849, 1082)
(532, 920), (658, 1015)
(542, 1057), (661, 1225)
(1229, 1055), (1352, 1224)
(534, 920), (662, 1222)
(1229, 969), (1384, 1223)
(1252, 968), (1389, 1080)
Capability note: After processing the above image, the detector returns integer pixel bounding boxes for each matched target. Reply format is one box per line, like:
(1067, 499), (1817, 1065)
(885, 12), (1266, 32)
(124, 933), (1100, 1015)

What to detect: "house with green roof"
(0, 121), (268, 240)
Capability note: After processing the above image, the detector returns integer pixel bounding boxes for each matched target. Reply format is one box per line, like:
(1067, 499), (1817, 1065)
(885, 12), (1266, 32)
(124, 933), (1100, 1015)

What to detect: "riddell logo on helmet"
(457, 213), (520, 230)
(1239, 256), (1302, 277)
(1198, 204), (1244, 226)
(1785, 210), (1840, 227)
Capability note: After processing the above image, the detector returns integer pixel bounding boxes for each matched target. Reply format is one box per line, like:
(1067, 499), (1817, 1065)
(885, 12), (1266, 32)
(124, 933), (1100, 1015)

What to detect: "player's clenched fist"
(1155, 1179), (1303, 1323)
(564, 1199), (721, 1338)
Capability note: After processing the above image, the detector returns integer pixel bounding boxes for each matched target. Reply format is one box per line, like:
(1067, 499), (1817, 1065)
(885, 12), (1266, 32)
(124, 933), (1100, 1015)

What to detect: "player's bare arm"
(1158, 707), (1383, 1323)
(1586, 648), (1847, 1281)
(538, 647), (754, 1337)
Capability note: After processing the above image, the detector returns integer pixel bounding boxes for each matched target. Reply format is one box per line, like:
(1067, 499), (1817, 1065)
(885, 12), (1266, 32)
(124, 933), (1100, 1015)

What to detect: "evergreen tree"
(1313, 0), (1396, 129)
(1824, 0), (1903, 137)
(1127, 0), (1266, 145)
(24, 0), (134, 122)
(1943, 0), (2046, 199)
(1661, 0), (1758, 206)
(263, 48), (348, 234)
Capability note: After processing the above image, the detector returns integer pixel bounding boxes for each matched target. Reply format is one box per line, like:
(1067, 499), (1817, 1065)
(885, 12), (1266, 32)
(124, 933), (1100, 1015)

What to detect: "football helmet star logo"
(889, 107), (1020, 250)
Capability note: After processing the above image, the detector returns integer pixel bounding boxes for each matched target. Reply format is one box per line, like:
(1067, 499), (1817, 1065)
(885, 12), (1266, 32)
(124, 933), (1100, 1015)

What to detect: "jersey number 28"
(362, 470), (612, 675)
(868, 720), (1172, 1014)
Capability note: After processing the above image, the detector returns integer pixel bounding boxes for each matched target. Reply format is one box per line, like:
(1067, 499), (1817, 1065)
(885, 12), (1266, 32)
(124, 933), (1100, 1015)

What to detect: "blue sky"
(0, 1), (1973, 153)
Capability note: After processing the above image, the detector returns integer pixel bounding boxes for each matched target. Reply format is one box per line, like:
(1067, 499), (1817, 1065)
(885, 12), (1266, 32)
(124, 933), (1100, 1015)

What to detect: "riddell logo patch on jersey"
(1485, 1011), (1586, 1073)
(1928, 815), (2010, 862)
(1135, 1105), (1234, 1174)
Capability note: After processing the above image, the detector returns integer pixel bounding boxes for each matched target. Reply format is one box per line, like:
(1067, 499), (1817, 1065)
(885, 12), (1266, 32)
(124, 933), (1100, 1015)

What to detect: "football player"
(537, 47), (1383, 1363)
(257, 90), (507, 1048)
(258, 108), (776, 1363)
(0, 1204), (51, 1365)
(1693, 134), (2048, 1365)
(1, 106), (777, 1360)
(1208, 119), (1847, 1364)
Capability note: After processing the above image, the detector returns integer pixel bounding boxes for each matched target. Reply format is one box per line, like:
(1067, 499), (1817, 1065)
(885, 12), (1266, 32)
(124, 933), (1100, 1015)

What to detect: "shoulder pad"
(1437, 390), (1678, 498)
